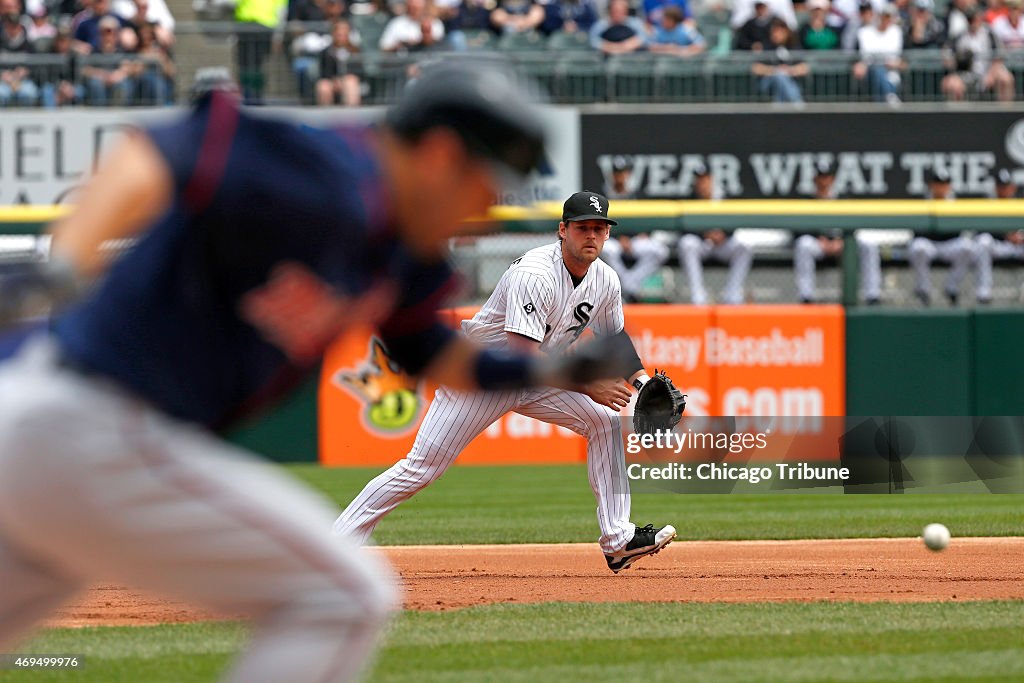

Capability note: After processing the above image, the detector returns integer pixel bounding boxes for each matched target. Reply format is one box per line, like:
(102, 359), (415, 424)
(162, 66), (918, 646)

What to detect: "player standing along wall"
(319, 304), (845, 466)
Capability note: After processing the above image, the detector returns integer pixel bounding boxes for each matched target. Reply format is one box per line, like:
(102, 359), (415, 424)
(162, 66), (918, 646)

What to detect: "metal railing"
(0, 52), (174, 107)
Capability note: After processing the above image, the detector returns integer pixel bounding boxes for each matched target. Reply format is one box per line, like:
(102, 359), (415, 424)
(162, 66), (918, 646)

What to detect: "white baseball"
(922, 523), (950, 551)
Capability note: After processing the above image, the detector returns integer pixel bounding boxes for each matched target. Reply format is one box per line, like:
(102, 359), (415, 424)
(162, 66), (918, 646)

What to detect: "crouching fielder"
(335, 192), (676, 573)
(0, 65), (624, 682)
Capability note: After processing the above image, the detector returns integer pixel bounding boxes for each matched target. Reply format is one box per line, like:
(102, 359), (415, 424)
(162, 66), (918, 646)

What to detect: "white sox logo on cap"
(590, 195), (602, 212)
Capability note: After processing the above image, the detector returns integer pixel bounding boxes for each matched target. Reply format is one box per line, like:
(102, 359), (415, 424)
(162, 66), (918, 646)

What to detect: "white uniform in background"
(908, 234), (976, 303)
(334, 242), (636, 554)
(793, 233), (883, 303)
(678, 232), (752, 305)
(601, 235), (670, 301)
(974, 232), (1024, 302)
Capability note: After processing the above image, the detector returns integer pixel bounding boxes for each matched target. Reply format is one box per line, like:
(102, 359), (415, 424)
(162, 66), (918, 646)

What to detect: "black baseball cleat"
(605, 524), (676, 574)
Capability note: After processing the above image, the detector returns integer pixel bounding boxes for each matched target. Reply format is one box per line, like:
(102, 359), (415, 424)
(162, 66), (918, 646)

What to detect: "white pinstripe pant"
(334, 387), (635, 554)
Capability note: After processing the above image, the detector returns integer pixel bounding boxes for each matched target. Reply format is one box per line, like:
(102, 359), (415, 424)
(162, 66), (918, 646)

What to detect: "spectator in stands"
(26, 5), (57, 48)
(649, 5), (705, 54)
(904, 0), (942, 48)
(115, 0), (174, 45)
(540, 0), (598, 37)
(315, 18), (361, 105)
(0, 0), (41, 106)
(589, 0), (646, 54)
(74, 0), (132, 51)
(234, 0), (287, 103)
(41, 27), (82, 106)
(841, 1), (872, 51)
(985, 0), (1008, 23)
(794, 160), (883, 304)
(490, 0), (544, 33)
(70, 0), (96, 34)
(974, 170), (1024, 303)
(433, 0), (462, 45)
(991, 0), (1024, 49)
(908, 167), (975, 305)
(288, 0), (340, 21)
(944, 0), (976, 42)
(799, 0), (840, 49)
(347, 0), (384, 15)
(752, 19), (807, 102)
(134, 19), (174, 104)
(732, 0), (797, 34)
(380, 0), (444, 51)
(1, 0), (33, 51)
(853, 4), (904, 105)
(734, 0), (773, 50)
(80, 14), (137, 104)
(678, 164), (752, 305)
(290, 0), (346, 98)
(942, 7), (1013, 101)
(438, 0), (497, 49)
(642, 0), (692, 29)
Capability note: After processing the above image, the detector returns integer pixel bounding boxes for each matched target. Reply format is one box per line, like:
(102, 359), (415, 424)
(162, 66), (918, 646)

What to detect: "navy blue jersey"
(53, 92), (457, 430)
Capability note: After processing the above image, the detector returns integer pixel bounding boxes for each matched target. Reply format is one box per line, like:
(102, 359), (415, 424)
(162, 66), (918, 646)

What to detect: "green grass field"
(6, 464), (1023, 683)
(290, 464), (1024, 545)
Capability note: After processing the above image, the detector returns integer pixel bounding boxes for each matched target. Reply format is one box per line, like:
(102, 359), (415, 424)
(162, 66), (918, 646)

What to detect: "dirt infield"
(49, 537), (1024, 627)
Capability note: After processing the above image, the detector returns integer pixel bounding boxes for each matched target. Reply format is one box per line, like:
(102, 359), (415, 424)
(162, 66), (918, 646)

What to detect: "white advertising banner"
(0, 105), (579, 206)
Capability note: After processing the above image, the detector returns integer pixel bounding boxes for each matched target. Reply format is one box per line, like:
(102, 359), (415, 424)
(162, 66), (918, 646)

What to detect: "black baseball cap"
(815, 159), (836, 177)
(562, 191), (617, 225)
(997, 168), (1015, 185)
(385, 61), (546, 179)
(927, 167), (952, 184)
(693, 161), (711, 178)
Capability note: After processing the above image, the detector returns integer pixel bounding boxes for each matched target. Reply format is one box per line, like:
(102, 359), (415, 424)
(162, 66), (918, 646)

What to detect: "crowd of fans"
(602, 156), (1024, 306)
(0, 0), (175, 106)
(3, 0), (1023, 106)
(265, 0), (1024, 105)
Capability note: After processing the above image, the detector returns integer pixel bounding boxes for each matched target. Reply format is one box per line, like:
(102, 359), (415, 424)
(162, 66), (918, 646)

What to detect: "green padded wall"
(226, 369), (320, 462)
(846, 310), (973, 416)
(973, 310), (1024, 416)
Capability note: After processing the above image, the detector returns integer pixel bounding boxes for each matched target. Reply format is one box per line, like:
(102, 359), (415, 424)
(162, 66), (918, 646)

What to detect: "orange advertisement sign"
(319, 305), (845, 467)
(319, 306), (584, 467)
(629, 305), (845, 417)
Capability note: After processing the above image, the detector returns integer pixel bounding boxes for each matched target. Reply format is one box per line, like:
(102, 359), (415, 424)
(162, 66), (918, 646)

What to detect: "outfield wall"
(228, 306), (1024, 465)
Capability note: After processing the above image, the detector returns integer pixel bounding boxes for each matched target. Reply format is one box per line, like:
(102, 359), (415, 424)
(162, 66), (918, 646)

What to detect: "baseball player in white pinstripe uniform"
(334, 192), (676, 573)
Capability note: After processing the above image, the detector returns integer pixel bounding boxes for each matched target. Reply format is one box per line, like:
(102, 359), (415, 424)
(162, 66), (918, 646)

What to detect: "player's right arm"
(501, 266), (554, 345)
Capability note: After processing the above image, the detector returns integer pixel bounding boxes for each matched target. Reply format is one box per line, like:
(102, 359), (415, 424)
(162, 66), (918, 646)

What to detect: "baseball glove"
(633, 371), (686, 435)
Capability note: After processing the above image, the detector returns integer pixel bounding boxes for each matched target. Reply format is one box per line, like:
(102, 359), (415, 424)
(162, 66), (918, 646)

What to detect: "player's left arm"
(591, 270), (649, 388)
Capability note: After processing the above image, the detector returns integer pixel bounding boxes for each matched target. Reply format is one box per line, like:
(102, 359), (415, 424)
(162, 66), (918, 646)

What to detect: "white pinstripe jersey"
(461, 241), (625, 354)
